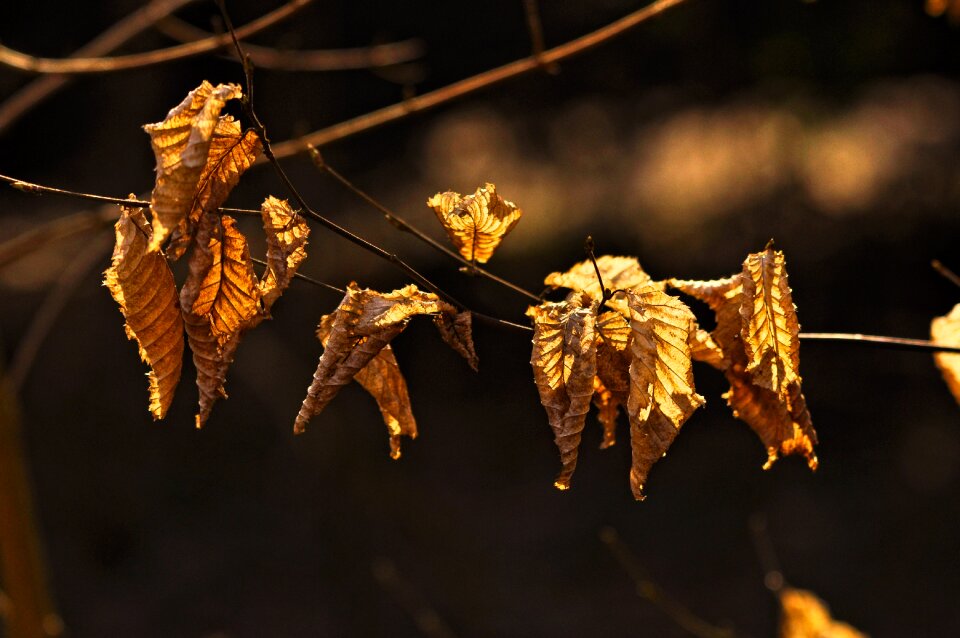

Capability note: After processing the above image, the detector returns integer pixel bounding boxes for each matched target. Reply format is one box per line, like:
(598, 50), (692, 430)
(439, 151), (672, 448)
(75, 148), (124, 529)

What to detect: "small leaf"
(545, 255), (654, 301)
(143, 81), (242, 252)
(427, 183), (522, 263)
(931, 303), (960, 405)
(593, 310), (631, 447)
(527, 296), (599, 490)
(295, 284), (447, 455)
(259, 195), (310, 312)
(104, 204), (184, 419)
(432, 308), (479, 371)
(623, 284), (704, 500)
(779, 588), (867, 638)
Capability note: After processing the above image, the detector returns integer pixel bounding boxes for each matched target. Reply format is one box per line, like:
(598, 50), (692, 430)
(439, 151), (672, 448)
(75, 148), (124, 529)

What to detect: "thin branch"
(584, 235), (612, 302)
(522, 0), (558, 73)
(799, 332), (960, 354)
(0, 0), (312, 74)
(0, 0), (199, 136)
(748, 514), (785, 593)
(932, 259), (960, 289)
(308, 148), (541, 302)
(0, 205), (116, 271)
(372, 558), (459, 638)
(0, 173), (153, 207)
(270, 0), (688, 158)
(154, 16), (426, 71)
(249, 256), (344, 294)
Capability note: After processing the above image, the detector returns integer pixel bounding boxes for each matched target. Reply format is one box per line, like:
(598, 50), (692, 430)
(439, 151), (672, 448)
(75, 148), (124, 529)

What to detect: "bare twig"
(584, 235), (612, 303)
(0, 0), (198, 135)
(932, 259), (960, 289)
(522, 0), (558, 73)
(748, 514), (784, 593)
(154, 16), (426, 71)
(270, 0), (688, 158)
(249, 256), (344, 295)
(308, 148), (541, 302)
(372, 557), (458, 638)
(0, 0), (312, 74)
(799, 332), (960, 355)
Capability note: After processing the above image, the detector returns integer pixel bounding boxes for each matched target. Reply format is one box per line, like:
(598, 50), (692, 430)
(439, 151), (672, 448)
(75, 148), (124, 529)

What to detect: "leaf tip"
(553, 480), (571, 491)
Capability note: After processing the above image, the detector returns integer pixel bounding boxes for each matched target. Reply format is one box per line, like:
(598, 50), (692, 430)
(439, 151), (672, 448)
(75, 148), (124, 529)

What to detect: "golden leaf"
(295, 284), (447, 455)
(592, 310), (632, 448)
(316, 315), (416, 459)
(622, 284), (704, 500)
(931, 303), (960, 405)
(527, 296), (599, 490)
(180, 213), (262, 428)
(259, 195), (310, 312)
(670, 268), (818, 471)
(427, 182), (522, 263)
(143, 81), (242, 252)
(779, 588), (867, 638)
(545, 255), (654, 301)
(167, 115), (262, 259)
(740, 244), (802, 399)
(104, 204), (184, 419)
(432, 308), (479, 371)
(592, 377), (620, 449)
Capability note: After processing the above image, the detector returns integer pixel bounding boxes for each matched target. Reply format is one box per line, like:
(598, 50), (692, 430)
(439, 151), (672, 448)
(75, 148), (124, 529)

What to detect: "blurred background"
(1, 0), (959, 635)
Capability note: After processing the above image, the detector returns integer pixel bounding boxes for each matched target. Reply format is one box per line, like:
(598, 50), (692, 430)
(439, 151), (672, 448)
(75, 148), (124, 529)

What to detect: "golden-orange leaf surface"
(143, 81), (242, 252)
(545, 255), (654, 301)
(259, 195), (310, 312)
(527, 296), (599, 490)
(931, 303), (960, 405)
(427, 183), (522, 263)
(593, 310), (632, 448)
(623, 285), (704, 500)
(104, 204), (184, 419)
(779, 588), (867, 638)
(295, 284), (448, 456)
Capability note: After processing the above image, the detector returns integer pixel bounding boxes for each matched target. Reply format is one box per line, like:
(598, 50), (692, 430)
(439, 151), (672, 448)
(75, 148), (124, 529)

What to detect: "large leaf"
(427, 182), (522, 263)
(104, 204), (184, 419)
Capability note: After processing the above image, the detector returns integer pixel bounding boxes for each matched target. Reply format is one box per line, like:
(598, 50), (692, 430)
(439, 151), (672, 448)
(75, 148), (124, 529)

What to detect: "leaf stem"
(584, 235), (612, 303)
(932, 259), (960, 289)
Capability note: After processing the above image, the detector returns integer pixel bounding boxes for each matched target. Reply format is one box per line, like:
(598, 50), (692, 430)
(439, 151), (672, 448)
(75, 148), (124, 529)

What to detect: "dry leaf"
(779, 588), (868, 638)
(593, 310), (632, 448)
(592, 377), (620, 449)
(167, 115), (262, 259)
(427, 183), (522, 263)
(432, 308), (479, 371)
(622, 284), (704, 500)
(295, 284), (447, 456)
(527, 296), (598, 490)
(104, 204), (184, 419)
(316, 315), (416, 459)
(931, 303), (960, 405)
(143, 81), (242, 252)
(545, 255), (654, 301)
(259, 195), (310, 312)
(741, 244), (802, 399)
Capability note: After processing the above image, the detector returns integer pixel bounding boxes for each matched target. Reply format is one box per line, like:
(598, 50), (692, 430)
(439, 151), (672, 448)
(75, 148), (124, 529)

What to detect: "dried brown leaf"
(623, 284), (704, 500)
(167, 115), (262, 259)
(295, 284), (447, 457)
(779, 588), (867, 638)
(427, 183), (522, 263)
(259, 195), (310, 312)
(931, 303), (960, 405)
(592, 310), (632, 448)
(432, 308), (479, 371)
(143, 81), (242, 252)
(592, 377), (620, 449)
(104, 204), (184, 419)
(545, 255), (654, 301)
(527, 296), (598, 490)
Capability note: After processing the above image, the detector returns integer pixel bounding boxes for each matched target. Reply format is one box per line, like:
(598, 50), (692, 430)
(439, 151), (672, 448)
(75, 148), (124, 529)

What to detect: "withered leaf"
(931, 303), (960, 405)
(779, 588), (867, 638)
(295, 284), (448, 458)
(432, 308), (479, 371)
(143, 81), (242, 252)
(316, 315), (416, 459)
(259, 195), (310, 312)
(593, 310), (632, 448)
(545, 255), (654, 301)
(427, 183), (522, 263)
(527, 296), (598, 490)
(104, 204), (184, 419)
(741, 244), (802, 399)
(623, 284), (704, 500)
(167, 115), (262, 259)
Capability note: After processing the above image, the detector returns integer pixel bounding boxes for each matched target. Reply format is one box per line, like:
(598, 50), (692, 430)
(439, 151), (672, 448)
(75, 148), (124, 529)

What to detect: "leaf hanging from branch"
(143, 81), (242, 252)
(427, 182), (522, 263)
(167, 115), (262, 259)
(545, 255), (655, 301)
(432, 309), (479, 371)
(104, 203), (184, 419)
(259, 195), (310, 312)
(593, 310), (632, 448)
(622, 284), (704, 500)
(527, 295), (599, 490)
(931, 303), (960, 405)
(295, 284), (452, 457)
(779, 588), (867, 638)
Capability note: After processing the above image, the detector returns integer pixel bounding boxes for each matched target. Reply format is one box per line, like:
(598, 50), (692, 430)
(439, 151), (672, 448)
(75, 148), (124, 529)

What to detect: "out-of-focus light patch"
(926, 0), (960, 21)
(898, 423), (960, 492)
(0, 213), (91, 291)
(420, 108), (518, 187)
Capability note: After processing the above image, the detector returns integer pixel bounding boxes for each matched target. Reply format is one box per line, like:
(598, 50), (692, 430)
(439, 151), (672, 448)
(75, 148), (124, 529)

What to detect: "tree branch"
(799, 332), (960, 354)
(0, 0), (312, 74)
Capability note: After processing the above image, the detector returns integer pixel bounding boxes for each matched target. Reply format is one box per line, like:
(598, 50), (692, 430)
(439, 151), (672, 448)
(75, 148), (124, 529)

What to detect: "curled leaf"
(931, 303), (960, 405)
(623, 284), (704, 500)
(259, 195), (310, 312)
(592, 310), (632, 448)
(433, 308), (479, 371)
(104, 204), (184, 419)
(545, 255), (654, 301)
(427, 183), (522, 263)
(527, 296), (599, 490)
(779, 588), (867, 638)
(143, 81), (242, 252)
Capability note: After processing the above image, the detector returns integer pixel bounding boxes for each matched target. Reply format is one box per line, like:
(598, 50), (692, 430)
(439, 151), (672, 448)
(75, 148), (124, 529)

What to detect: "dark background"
(2, 0), (959, 635)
